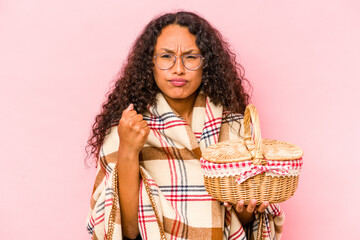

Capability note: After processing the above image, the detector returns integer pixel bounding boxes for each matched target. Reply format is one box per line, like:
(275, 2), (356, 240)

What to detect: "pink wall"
(1, 0), (359, 239)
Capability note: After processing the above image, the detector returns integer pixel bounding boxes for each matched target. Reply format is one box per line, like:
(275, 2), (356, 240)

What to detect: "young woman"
(86, 11), (284, 240)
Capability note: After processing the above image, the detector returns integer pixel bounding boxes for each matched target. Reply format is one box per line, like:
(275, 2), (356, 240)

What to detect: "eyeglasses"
(153, 53), (205, 71)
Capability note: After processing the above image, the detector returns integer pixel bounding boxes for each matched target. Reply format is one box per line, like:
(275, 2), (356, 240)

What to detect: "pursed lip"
(169, 78), (188, 86)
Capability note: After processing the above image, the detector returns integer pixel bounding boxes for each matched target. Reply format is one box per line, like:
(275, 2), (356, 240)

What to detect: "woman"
(86, 11), (285, 240)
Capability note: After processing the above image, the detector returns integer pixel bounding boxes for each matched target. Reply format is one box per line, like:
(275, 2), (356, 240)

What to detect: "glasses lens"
(183, 54), (202, 70)
(155, 53), (176, 69)
(155, 53), (203, 70)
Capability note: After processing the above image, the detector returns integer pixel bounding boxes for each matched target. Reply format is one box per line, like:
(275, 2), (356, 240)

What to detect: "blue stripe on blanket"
(143, 112), (179, 124)
(86, 222), (93, 234)
(150, 185), (208, 197)
(96, 201), (105, 213)
(141, 204), (154, 212)
(221, 113), (244, 123)
(200, 127), (221, 144)
(159, 185), (206, 192)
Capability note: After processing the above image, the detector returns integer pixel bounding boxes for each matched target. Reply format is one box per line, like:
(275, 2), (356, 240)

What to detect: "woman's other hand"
(223, 199), (268, 226)
(117, 103), (150, 154)
(116, 103), (149, 239)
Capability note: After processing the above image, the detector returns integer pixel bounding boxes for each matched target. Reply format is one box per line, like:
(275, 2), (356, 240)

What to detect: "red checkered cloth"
(86, 92), (285, 239)
(200, 158), (303, 184)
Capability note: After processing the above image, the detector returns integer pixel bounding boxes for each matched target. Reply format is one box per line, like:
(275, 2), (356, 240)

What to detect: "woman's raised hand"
(223, 199), (268, 225)
(117, 103), (150, 154)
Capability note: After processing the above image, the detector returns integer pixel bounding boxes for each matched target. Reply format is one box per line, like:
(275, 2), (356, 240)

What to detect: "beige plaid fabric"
(86, 92), (285, 239)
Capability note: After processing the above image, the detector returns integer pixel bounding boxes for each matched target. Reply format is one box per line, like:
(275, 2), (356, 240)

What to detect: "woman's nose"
(173, 56), (185, 74)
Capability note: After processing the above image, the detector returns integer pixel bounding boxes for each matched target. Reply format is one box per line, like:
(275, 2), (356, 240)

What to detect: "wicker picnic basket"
(200, 104), (303, 205)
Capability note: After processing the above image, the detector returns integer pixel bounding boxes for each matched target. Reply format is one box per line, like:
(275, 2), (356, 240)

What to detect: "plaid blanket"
(86, 92), (285, 240)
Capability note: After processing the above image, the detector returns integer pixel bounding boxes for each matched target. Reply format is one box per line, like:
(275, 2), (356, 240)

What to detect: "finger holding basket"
(223, 199), (269, 225)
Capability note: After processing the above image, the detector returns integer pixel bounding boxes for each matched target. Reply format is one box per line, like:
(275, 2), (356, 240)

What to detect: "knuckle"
(246, 206), (254, 213)
(141, 128), (149, 137)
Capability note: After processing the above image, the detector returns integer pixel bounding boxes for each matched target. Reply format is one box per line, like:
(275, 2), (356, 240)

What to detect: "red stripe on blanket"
(94, 213), (105, 226)
(94, 217), (104, 226)
(138, 214), (157, 223)
(89, 215), (95, 227)
(165, 194), (214, 198)
(164, 198), (216, 202)
(148, 119), (187, 130)
(104, 198), (113, 207)
(269, 203), (282, 216)
(95, 213), (104, 221)
(229, 226), (244, 240)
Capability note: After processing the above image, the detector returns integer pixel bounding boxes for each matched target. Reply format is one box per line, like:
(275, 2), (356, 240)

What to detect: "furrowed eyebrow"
(160, 48), (198, 54)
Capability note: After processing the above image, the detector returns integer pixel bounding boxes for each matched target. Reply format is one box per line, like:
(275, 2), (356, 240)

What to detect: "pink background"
(1, 0), (359, 239)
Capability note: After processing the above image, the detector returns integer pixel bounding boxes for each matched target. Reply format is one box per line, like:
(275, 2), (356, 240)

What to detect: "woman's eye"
(185, 55), (197, 59)
(160, 54), (172, 59)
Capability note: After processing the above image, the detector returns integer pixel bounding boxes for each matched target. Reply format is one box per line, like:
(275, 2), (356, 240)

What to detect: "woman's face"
(152, 24), (203, 102)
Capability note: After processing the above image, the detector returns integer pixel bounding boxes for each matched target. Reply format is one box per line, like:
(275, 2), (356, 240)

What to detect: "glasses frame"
(153, 53), (205, 71)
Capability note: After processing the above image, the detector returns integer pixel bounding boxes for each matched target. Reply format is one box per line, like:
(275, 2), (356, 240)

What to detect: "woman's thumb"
(125, 103), (134, 112)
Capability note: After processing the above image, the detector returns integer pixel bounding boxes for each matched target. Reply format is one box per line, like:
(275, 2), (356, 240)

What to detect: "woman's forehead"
(155, 25), (199, 52)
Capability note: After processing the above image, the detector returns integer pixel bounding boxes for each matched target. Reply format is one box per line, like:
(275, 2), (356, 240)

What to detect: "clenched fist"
(117, 103), (150, 154)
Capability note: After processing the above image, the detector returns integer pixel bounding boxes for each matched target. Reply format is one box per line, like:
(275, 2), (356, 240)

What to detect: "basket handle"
(243, 104), (265, 164)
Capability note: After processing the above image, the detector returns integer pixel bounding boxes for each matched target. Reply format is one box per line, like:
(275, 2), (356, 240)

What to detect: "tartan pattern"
(86, 92), (285, 239)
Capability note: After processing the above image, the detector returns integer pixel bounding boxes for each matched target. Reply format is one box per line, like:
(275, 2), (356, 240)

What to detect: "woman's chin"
(163, 91), (196, 102)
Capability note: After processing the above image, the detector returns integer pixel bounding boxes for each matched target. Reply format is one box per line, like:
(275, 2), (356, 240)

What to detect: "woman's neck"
(163, 91), (198, 125)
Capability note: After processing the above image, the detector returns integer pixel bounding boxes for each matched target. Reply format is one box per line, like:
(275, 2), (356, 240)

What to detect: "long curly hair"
(85, 11), (252, 166)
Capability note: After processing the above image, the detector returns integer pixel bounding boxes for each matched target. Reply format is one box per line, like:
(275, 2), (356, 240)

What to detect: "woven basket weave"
(201, 104), (303, 205)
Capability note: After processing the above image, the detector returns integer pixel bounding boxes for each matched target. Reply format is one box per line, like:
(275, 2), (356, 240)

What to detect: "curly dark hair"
(85, 10), (252, 167)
